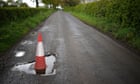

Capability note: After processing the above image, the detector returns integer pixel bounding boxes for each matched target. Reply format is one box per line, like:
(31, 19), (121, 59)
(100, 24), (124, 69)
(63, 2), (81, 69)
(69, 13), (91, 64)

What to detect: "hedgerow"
(0, 8), (47, 27)
(67, 0), (140, 50)
(0, 8), (54, 53)
(74, 0), (140, 35)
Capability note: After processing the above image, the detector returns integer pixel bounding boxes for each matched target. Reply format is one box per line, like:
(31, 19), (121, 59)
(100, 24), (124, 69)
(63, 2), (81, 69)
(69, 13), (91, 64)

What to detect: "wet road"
(1, 11), (140, 84)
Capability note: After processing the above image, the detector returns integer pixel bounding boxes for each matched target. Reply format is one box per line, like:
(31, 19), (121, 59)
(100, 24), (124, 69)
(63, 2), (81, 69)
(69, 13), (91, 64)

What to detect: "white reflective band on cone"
(36, 42), (44, 56)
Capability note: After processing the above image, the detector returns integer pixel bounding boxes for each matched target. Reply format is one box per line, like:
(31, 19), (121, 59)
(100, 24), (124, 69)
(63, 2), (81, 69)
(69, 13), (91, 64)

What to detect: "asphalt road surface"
(0, 11), (140, 84)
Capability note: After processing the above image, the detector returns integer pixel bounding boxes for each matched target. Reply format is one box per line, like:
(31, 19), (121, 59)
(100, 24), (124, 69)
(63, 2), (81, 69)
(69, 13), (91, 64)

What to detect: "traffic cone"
(35, 32), (47, 74)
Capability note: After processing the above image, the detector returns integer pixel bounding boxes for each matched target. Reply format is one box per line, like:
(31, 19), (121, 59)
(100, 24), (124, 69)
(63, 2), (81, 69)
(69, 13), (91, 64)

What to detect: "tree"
(63, 0), (80, 6)
(42, 0), (52, 5)
(35, 0), (39, 7)
(42, 0), (61, 8)
(0, 0), (7, 7)
(7, 0), (18, 7)
(20, 3), (28, 7)
(42, 0), (80, 7)
(31, 0), (39, 7)
(7, 0), (13, 2)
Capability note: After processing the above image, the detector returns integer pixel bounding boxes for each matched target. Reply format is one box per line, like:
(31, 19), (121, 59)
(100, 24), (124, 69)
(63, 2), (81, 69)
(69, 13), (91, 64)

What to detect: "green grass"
(0, 9), (54, 53)
(71, 11), (119, 34)
(69, 11), (140, 51)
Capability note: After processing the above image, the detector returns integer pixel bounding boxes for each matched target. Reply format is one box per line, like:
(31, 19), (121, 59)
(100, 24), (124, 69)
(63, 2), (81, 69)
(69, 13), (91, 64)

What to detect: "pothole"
(12, 53), (57, 76)
(21, 40), (34, 45)
(45, 51), (58, 57)
(15, 51), (25, 57)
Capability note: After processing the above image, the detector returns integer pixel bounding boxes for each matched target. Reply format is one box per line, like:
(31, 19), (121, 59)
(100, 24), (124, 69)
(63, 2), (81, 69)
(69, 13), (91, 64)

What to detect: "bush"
(0, 8), (47, 27)
(72, 0), (140, 35)
(0, 9), (54, 53)
(66, 0), (140, 50)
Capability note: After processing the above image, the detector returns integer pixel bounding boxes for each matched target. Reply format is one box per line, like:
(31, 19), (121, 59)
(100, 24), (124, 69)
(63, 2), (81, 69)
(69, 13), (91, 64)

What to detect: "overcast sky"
(3, 0), (44, 7)
(22, 0), (36, 7)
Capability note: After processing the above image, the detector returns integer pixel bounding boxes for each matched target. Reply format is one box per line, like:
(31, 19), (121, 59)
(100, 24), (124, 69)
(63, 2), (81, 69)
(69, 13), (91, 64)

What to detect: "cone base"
(35, 56), (46, 69)
(35, 69), (46, 74)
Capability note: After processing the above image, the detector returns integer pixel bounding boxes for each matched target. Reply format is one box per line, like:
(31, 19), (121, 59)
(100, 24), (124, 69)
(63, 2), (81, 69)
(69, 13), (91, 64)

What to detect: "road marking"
(11, 55), (56, 76)
(15, 51), (25, 57)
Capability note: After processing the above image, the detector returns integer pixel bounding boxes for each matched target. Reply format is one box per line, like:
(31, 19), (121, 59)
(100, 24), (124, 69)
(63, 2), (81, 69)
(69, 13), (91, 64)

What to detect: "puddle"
(11, 55), (56, 76)
(21, 40), (34, 45)
(15, 51), (25, 57)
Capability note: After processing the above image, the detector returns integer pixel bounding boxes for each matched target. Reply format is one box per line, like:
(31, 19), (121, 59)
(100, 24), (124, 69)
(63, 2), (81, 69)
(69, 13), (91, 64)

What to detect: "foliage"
(0, 0), (29, 7)
(0, 8), (44, 27)
(42, 0), (60, 8)
(63, 0), (80, 6)
(0, 0), (8, 7)
(20, 3), (28, 7)
(74, 0), (140, 35)
(0, 8), (54, 53)
(66, 0), (140, 50)
(42, 0), (80, 7)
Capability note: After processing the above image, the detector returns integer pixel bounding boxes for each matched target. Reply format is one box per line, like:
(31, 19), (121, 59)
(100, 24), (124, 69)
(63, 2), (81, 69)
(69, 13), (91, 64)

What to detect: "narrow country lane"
(0, 11), (140, 84)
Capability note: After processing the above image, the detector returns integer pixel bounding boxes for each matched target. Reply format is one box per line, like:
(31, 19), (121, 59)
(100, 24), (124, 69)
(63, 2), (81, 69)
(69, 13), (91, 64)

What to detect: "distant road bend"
(1, 11), (140, 84)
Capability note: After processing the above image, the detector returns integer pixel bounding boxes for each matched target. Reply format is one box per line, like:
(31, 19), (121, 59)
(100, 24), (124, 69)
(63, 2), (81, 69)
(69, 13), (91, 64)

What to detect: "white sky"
(22, 0), (36, 7)
(3, 0), (45, 7)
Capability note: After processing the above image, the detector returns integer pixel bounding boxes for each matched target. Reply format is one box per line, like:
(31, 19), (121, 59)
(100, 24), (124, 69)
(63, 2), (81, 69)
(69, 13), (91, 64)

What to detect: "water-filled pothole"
(15, 51), (25, 57)
(12, 53), (57, 76)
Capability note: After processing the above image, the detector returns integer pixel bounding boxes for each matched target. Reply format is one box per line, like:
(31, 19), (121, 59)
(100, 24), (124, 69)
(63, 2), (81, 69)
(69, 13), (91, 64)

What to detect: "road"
(0, 11), (140, 84)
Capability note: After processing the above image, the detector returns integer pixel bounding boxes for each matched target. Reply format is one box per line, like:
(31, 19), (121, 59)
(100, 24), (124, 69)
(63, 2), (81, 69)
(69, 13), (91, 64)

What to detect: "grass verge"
(69, 11), (140, 52)
(0, 9), (54, 54)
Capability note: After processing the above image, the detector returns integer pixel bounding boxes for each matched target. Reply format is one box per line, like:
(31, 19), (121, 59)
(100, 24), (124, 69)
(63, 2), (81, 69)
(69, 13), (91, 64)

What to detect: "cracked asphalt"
(0, 11), (140, 84)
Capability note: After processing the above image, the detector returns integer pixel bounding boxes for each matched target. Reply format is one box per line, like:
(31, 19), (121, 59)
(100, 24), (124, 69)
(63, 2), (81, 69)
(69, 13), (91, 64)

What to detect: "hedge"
(66, 0), (140, 50)
(73, 0), (140, 35)
(0, 8), (47, 27)
(0, 8), (54, 53)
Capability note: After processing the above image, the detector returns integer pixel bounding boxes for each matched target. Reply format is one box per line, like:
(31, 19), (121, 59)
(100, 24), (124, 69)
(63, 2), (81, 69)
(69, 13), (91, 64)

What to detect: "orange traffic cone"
(35, 32), (47, 74)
